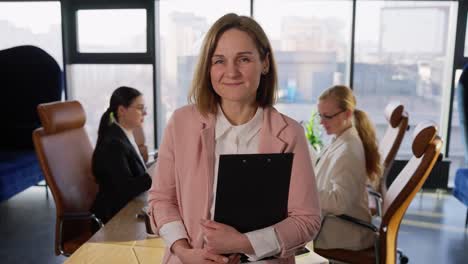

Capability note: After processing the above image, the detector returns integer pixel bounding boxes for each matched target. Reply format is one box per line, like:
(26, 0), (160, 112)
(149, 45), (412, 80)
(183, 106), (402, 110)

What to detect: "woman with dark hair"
(91, 86), (152, 224)
(148, 14), (320, 264)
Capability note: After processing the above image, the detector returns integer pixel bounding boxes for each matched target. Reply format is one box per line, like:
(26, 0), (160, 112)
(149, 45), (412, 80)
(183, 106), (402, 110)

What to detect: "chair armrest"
(58, 213), (103, 256)
(316, 213), (378, 239)
(61, 212), (104, 227)
(334, 214), (378, 233)
(314, 214), (380, 264)
(367, 185), (383, 216)
(367, 184), (381, 199)
(367, 188), (382, 200)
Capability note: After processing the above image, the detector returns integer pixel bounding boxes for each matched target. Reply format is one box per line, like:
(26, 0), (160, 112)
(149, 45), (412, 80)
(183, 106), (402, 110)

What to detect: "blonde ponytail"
(354, 109), (382, 182)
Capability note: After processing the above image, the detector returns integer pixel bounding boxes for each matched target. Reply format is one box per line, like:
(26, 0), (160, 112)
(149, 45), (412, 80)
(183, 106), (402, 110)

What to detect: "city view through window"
(0, 1), (463, 185)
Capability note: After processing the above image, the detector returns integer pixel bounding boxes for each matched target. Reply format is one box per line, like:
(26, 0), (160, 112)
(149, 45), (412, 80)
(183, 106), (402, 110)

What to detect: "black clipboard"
(214, 153), (294, 233)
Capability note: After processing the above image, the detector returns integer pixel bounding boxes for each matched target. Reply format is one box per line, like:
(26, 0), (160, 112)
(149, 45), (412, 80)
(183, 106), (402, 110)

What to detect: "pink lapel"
(259, 107), (288, 153)
(199, 111), (216, 219)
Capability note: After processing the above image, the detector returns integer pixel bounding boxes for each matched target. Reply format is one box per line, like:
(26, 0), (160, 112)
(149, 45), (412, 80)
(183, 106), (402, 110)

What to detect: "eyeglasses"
(129, 105), (147, 113)
(318, 109), (345, 120)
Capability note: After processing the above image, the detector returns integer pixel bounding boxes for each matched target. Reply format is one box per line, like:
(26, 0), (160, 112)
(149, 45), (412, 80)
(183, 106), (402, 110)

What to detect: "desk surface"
(87, 194), (164, 247)
(65, 194), (165, 264)
(65, 194), (327, 264)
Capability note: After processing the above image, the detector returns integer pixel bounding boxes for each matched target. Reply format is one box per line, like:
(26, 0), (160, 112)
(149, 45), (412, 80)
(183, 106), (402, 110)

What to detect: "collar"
(316, 127), (357, 163)
(115, 122), (136, 143)
(323, 126), (359, 155)
(215, 105), (263, 142)
(333, 126), (358, 143)
(195, 105), (288, 154)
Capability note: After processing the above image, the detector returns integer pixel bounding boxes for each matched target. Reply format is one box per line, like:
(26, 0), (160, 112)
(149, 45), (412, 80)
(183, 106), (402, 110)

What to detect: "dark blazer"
(91, 123), (151, 223)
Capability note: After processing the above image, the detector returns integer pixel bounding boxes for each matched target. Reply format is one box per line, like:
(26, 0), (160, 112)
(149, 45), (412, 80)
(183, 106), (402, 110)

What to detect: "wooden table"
(65, 194), (328, 263)
(65, 194), (165, 264)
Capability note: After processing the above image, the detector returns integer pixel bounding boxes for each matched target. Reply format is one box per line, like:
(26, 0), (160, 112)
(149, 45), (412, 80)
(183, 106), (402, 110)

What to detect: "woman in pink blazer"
(148, 13), (321, 264)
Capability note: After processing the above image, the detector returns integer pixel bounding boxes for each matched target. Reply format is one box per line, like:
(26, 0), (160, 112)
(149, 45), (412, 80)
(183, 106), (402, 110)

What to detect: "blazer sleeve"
(273, 124), (322, 257)
(147, 114), (182, 233)
(96, 140), (152, 206)
(318, 148), (364, 215)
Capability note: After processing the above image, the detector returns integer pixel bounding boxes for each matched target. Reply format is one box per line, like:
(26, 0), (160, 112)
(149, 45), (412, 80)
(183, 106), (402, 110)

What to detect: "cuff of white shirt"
(244, 226), (281, 261)
(159, 220), (189, 250)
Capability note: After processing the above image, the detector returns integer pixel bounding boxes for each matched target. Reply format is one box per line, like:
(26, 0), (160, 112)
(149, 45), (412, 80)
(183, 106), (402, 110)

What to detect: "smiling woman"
(209, 29), (269, 123)
(148, 13), (321, 264)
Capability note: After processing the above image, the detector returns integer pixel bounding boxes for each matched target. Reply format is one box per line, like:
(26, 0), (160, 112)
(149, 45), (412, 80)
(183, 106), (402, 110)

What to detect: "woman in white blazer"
(314, 85), (382, 250)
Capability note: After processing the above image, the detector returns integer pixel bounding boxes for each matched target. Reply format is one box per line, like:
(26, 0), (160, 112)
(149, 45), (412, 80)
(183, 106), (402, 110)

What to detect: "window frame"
(62, 0), (155, 64)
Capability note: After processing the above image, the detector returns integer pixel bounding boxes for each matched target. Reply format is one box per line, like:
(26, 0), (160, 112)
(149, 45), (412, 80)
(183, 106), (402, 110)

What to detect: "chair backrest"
(377, 102), (409, 192)
(379, 122), (442, 264)
(1, 45), (62, 150)
(32, 100), (97, 255)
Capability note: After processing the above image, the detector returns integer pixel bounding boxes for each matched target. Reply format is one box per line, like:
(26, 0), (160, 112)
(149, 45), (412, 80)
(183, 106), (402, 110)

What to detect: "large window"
(354, 1), (457, 163)
(65, 3), (155, 148)
(76, 9), (147, 53)
(0, 1), (62, 67)
(156, 0), (250, 143)
(255, 0), (353, 125)
(68, 65), (154, 147)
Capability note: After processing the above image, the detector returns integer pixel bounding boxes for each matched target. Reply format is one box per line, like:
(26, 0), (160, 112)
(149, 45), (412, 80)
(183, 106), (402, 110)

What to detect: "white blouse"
(115, 123), (146, 169)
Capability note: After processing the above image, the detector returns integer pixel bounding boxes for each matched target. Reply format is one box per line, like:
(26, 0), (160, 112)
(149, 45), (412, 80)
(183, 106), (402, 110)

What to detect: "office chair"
(0, 45), (62, 150)
(369, 102), (409, 216)
(0, 45), (62, 201)
(32, 100), (103, 256)
(315, 122), (442, 264)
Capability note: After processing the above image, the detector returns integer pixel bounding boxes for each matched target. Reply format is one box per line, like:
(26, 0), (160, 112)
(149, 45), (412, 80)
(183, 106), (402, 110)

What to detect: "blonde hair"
(319, 85), (382, 182)
(188, 13), (278, 116)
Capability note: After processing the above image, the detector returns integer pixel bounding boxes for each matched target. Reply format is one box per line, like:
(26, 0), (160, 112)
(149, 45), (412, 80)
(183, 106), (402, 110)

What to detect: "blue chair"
(0, 45), (62, 201)
(453, 64), (468, 227)
(454, 169), (468, 227)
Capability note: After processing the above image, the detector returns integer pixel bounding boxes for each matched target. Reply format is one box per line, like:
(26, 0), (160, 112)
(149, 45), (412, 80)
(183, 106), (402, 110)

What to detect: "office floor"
(0, 186), (467, 264)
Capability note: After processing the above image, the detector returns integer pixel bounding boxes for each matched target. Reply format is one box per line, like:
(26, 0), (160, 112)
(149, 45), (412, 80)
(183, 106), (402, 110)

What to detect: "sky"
(0, 2), (61, 34)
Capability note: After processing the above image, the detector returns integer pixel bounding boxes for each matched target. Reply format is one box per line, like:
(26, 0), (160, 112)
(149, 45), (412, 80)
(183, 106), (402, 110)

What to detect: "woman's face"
(210, 28), (269, 106)
(317, 97), (350, 136)
(118, 95), (147, 129)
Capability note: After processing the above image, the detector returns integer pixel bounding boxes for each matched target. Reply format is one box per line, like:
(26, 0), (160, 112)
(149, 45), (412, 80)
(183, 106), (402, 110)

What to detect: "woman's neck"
(220, 101), (258, 126)
(336, 123), (352, 138)
(116, 121), (133, 134)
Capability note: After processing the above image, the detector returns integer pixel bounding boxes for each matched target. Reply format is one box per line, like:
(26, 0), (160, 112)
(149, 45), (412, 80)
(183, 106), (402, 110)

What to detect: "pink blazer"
(148, 105), (321, 264)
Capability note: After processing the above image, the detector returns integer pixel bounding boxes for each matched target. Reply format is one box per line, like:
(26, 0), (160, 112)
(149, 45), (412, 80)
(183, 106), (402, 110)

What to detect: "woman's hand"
(200, 219), (254, 255)
(172, 239), (231, 264)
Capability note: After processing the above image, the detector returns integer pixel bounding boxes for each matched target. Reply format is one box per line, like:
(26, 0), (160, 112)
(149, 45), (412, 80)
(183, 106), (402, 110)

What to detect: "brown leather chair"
(369, 102), (409, 216)
(32, 100), (103, 256)
(315, 122), (442, 264)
